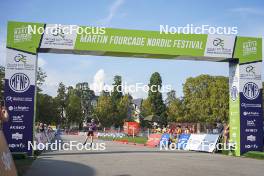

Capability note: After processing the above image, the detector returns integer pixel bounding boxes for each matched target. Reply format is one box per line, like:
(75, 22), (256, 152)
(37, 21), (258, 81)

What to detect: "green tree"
(36, 67), (47, 92)
(115, 94), (132, 127)
(76, 82), (95, 122)
(111, 75), (123, 101)
(94, 94), (114, 127)
(165, 90), (176, 106)
(65, 91), (82, 129)
(167, 98), (185, 122)
(148, 72), (166, 125)
(56, 82), (67, 125)
(183, 75), (229, 123)
(36, 94), (60, 125)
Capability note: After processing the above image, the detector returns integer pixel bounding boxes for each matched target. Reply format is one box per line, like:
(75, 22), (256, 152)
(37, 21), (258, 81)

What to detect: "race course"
(25, 135), (264, 176)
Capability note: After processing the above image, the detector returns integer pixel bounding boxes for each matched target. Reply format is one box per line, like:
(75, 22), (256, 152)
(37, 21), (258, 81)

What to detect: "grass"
(99, 136), (148, 144)
(243, 151), (264, 160)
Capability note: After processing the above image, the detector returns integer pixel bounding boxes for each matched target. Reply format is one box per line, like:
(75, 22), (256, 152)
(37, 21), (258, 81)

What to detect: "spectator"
(223, 123), (229, 144)
(0, 102), (9, 130)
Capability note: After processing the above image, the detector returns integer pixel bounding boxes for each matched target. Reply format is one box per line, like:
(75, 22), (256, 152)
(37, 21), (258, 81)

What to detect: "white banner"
(204, 35), (235, 58)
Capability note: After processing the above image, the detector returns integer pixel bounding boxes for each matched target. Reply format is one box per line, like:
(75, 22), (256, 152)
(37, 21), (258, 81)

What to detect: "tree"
(183, 75), (229, 123)
(167, 98), (185, 122)
(36, 67), (47, 92)
(56, 82), (67, 125)
(36, 93), (60, 125)
(165, 90), (176, 106)
(111, 75), (123, 101)
(76, 82), (95, 122)
(65, 91), (82, 129)
(94, 94), (114, 127)
(148, 72), (166, 125)
(115, 94), (132, 127)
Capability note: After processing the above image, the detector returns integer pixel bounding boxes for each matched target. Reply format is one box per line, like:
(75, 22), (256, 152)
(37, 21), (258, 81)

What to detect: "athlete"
(83, 119), (98, 146)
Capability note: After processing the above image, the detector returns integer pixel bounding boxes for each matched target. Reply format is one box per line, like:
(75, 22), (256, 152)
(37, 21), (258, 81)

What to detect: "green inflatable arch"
(3, 21), (263, 156)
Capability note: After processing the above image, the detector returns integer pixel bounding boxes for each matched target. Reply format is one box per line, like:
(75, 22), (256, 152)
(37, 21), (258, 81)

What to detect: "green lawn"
(243, 151), (264, 160)
(99, 136), (148, 144)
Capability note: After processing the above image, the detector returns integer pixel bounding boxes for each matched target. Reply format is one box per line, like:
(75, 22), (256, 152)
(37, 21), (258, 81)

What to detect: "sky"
(0, 0), (263, 99)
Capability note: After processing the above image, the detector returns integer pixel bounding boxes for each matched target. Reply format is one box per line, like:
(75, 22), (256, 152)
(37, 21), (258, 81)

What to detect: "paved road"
(25, 135), (264, 176)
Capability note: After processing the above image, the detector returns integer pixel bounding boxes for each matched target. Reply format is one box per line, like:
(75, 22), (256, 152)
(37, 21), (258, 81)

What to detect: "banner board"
(3, 48), (37, 156)
(146, 134), (162, 147)
(185, 134), (220, 152)
(176, 134), (190, 150)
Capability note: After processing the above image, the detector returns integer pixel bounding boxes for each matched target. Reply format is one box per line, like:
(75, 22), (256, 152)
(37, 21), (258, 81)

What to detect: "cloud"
(90, 69), (106, 94)
(229, 7), (264, 16)
(100, 0), (125, 25)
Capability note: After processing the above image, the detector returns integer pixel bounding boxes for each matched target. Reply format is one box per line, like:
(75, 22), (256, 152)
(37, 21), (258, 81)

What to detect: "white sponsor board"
(5, 48), (37, 93)
(185, 134), (220, 152)
(40, 24), (78, 50)
(239, 62), (262, 100)
(204, 35), (235, 58)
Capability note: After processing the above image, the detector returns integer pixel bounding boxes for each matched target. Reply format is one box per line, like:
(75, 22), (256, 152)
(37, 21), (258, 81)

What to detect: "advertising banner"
(239, 62), (263, 154)
(159, 133), (171, 146)
(229, 62), (241, 156)
(185, 134), (219, 152)
(176, 134), (190, 150)
(7, 21), (240, 60)
(0, 131), (17, 176)
(3, 48), (37, 156)
(146, 134), (162, 147)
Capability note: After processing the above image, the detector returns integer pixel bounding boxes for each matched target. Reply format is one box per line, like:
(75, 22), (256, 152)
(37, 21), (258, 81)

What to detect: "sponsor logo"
(213, 38), (224, 49)
(240, 64), (261, 80)
(9, 143), (25, 149)
(243, 111), (260, 117)
(247, 120), (256, 127)
(205, 35), (235, 57)
(243, 41), (257, 56)
(52, 27), (65, 39)
(8, 106), (30, 112)
(14, 54), (27, 63)
(1, 151), (12, 171)
(9, 73), (30, 93)
(230, 86), (238, 101)
(245, 129), (258, 133)
(12, 115), (24, 123)
(14, 26), (32, 43)
(246, 135), (256, 142)
(243, 82), (259, 100)
(10, 125), (26, 130)
(246, 65), (255, 75)
(241, 103), (261, 108)
(11, 133), (23, 140)
(6, 96), (33, 102)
